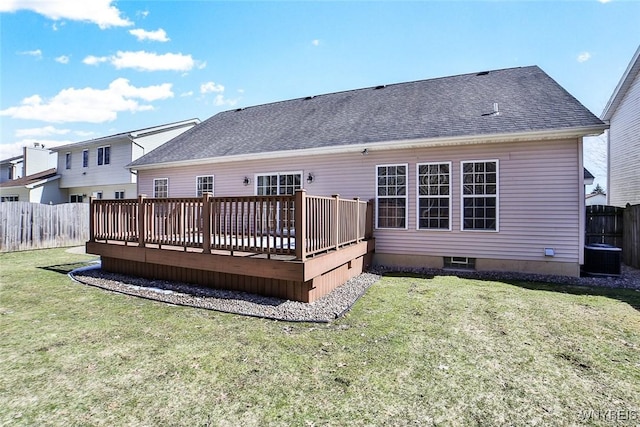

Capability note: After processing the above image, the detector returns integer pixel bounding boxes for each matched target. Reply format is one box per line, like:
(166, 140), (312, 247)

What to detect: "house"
(87, 66), (606, 301)
(50, 119), (200, 203)
(585, 192), (607, 206)
(0, 144), (61, 203)
(602, 45), (640, 207)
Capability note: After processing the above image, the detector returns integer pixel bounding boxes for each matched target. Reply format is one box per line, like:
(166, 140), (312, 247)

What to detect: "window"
(154, 178), (168, 198)
(196, 176), (214, 197)
(115, 191), (125, 199)
(443, 257), (476, 270)
(376, 164), (407, 229)
(82, 149), (89, 168)
(65, 152), (71, 169)
(8, 165), (14, 180)
(70, 194), (83, 203)
(417, 162), (451, 230)
(95, 191), (103, 200)
(1, 195), (19, 202)
(461, 160), (498, 231)
(255, 172), (301, 195)
(97, 146), (110, 166)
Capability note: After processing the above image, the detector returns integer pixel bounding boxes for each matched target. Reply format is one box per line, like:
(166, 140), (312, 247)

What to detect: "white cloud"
(55, 55), (69, 64)
(213, 94), (238, 107)
(19, 49), (42, 59)
(0, 78), (173, 123)
(180, 91), (194, 97)
(577, 51), (592, 63)
(74, 130), (95, 137)
(0, 139), (74, 159)
(200, 82), (225, 94)
(598, 0), (612, 3)
(0, 0), (132, 29)
(129, 28), (170, 42)
(15, 126), (71, 137)
(312, 39), (320, 46)
(82, 50), (196, 72)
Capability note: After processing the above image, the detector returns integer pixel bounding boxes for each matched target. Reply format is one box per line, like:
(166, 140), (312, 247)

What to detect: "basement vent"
(443, 256), (476, 270)
(476, 71), (490, 76)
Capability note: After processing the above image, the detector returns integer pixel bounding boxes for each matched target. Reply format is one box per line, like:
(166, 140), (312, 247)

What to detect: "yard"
(1, 248), (639, 426)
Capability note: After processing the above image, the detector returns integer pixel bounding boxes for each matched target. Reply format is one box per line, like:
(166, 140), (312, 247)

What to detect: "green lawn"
(1, 248), (639, 426)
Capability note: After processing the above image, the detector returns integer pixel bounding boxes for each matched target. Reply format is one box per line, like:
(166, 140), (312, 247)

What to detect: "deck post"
(333, 194), (340, 250)
(202, 192), (212, 254)
(138, 194), (147, 248)
(295, 189), (307, 260)
(366, 198), (374, 239)
(88, 197), (95, 242)
(354, 197), (360, 242)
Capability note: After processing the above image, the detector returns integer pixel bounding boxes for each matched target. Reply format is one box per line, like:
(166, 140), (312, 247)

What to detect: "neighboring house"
(0, 144), (56, 184)
(125, 66), (606, 277)
(602, 45), (640, 207)
(586, 192), (607, 206)
(0, 168), (64, 203)
(50, 119), (199, 203)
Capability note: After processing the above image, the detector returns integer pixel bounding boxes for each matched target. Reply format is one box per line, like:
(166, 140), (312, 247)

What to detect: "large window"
(154, 178), (169, 198)
(256, 172), (301, 195)
(417, 162), (451, 230)
(196, 176), (214, 197)
(376, 164), (407, 229)
(82, 149), (89, 168)
(65, 153), (71, 169)
(461, 160), (498, 231)
(97, 146), (110, 166)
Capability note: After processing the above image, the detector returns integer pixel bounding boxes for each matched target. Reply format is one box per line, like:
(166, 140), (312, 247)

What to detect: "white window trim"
(253, 171), (303, 195)
(97, 145), (111, 166)
(115, 190), (125, 199)
(375, 163), (409, 230)
(460, 159), (499, 232)
(195, 175), (215, 197)
(70, 194), (83, 203)
(65, 152), (71, 170)
(416, 161), (452, 231)
(153, 178), (169, 198)
(82, 149), (89, 168)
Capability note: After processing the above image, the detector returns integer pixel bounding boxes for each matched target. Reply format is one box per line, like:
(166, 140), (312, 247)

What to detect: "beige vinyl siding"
(137, 138), (582, 265)
(608, 71), (640, 207)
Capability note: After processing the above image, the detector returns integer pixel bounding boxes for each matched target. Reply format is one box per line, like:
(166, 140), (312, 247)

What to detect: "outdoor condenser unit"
(583, 243), (622, 276)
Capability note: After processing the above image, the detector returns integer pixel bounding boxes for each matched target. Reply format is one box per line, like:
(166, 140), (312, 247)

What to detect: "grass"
(1, 248), (639, 426)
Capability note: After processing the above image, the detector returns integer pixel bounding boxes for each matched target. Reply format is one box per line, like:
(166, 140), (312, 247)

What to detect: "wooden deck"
(87, 190), (374, 302)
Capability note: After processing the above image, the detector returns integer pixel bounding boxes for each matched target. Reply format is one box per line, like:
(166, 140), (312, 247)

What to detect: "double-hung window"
(255, 172), (301, 195)
(417, 162), (451, 230)
(97, 146), (110, 166)
(376, 164), (407, 229)
(115, 191), (125, 199)
(196, 176), (214, 197)
(154, 178), (169, 198)
(461, 160), (498, 231)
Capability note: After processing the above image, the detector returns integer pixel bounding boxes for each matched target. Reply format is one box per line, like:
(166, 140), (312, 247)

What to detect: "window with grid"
(115, 191), (125, 199)
(376, 164), (407, 229)
(82, 149), (89, 168)
(461, 160), (498, 231)
(1, 195), (19, 202)
(196, 176), (214, 197)
(97, 146), (110, 166)
(65, 153), (71, 169)
(417, 162), (451, 230)
(154, 178), (168, 198)
(256, 172), (301, 195)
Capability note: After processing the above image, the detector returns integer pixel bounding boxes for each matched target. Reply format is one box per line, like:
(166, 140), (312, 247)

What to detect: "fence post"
(333, 194), (340, 250)
(202, 192), (212, 254)
(294, 189), (306, 260)
(138, 194), (147, 247)
(88, 197), (95, 243)
(366, 198), (375, 239)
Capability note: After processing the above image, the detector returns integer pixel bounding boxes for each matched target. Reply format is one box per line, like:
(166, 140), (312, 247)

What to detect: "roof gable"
(131, 66), (605, 168)
(602, 45), (640, 121)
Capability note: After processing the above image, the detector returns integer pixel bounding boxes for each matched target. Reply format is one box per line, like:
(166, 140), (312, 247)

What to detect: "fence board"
(585, 205), (624, 247)
(0, 202), (89, 252)
(623, 204), (640, 268)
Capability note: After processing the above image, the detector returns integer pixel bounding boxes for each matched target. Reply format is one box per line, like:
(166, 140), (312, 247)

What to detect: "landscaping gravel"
(70, 262), (639, 323)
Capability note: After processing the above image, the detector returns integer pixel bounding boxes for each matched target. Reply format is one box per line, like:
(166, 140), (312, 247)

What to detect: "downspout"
(578, 137), (586, 268)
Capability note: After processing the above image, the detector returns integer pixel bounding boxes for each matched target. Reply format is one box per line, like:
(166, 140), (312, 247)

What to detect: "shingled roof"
(130, 66), (605, 168)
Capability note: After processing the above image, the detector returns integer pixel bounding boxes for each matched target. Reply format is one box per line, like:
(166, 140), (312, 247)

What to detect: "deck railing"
(89, 190), (372, 260)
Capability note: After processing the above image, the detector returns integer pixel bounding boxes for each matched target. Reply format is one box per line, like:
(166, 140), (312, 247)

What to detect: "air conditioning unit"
(583, 243), (622, 276)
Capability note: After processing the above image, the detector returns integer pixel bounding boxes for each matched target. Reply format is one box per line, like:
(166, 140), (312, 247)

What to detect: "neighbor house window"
(376, 164), (407, 229)
(95, 191), (103, 200)
(70, 194), (83, 203)
(1, 195), (19, 202)
(196, 176), (214, 197)
(97, 146), (110, 166)
(115, 191), (125, 199)
(82, 149), (89, 168)
(255, 172), (301, 195)
(65, 153), (71, 169)
(154, 178), (168, 198)
(417, 162), (451, 230)
(461, 160), (498, 231)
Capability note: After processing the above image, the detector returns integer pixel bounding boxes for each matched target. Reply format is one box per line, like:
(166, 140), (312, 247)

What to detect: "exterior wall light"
(243, 177), (250, 186)
(307, 173), (314, 184)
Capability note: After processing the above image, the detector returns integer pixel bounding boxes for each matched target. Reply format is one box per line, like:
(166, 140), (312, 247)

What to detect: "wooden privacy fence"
(90, 190), (373, 260)
(0, 202), (89, 252)
(585, 204), (640, 268)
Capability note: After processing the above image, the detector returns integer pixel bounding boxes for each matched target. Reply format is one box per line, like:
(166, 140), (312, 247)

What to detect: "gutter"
(128, 124), (608, 171)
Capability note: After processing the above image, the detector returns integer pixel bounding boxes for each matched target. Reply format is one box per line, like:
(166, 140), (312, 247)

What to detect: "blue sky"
(1, 1), (638, 190)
